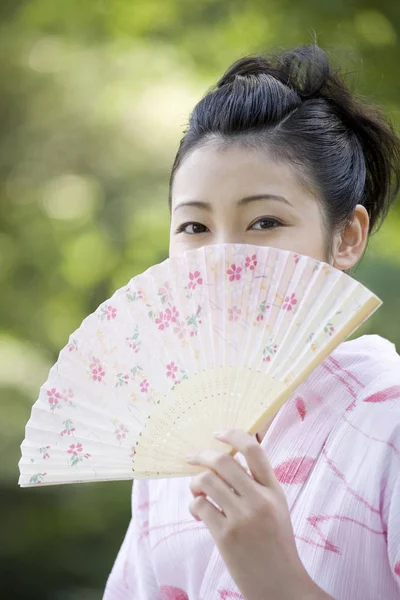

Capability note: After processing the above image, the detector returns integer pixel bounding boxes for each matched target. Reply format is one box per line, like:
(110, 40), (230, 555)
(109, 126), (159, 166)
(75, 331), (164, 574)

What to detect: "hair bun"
(217, 44), (333, 101)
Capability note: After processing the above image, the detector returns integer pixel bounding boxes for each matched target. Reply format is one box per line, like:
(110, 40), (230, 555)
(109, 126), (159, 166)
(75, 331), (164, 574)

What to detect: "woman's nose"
(215, 232), (246, 245)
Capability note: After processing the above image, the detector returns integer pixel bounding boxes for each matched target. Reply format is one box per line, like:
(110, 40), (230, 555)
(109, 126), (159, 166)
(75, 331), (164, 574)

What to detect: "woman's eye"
(250, 217), (282, 230)
(176, 222), (209, 235)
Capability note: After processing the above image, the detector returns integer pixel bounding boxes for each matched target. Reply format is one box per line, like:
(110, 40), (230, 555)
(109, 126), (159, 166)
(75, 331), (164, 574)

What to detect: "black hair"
(168, 44), (400, 237)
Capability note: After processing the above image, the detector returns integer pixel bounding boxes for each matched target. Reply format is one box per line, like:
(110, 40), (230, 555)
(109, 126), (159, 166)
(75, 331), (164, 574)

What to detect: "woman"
(104, 45), (400, 599)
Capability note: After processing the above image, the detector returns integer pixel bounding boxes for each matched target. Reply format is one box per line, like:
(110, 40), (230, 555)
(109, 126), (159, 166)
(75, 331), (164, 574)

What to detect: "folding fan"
(18, 243), (381, 487)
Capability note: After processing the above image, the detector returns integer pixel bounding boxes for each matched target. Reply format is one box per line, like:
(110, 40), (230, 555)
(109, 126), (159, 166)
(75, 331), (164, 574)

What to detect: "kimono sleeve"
(388, 474), (400, 592)
(103, 479), (161, 600)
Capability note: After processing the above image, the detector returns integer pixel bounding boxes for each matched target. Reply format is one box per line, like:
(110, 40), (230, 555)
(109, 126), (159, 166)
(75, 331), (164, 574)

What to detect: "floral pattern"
(60, 419), (75, 437)
(140, 379), (150, 394)
(244, 254), (257, 270)
(47, 388), (61, 411)
(99, 304), (117, 321)
(116, 372), (129, 387)
(67, 443), (91, 466)
(154, 307), (180, 331)
(114, 423), (129, 441)
(165, 361), (188, 387)
(187, 270), (203, 290)
(263, 342), (278, 362)
(226, 263), (242, 281)
(126, 325), (141, 353)
(61, 388), (75, 407)
(67, 338), (78, 352)
(256, 300), (270, 322)
(187, 306), (202, 337)
(89, 357), (106, 382)
(39, 446), (51, 460)
(158, 283), (171, 305)
(324, 322), (335, 336)
(228, 306), (242, 321)
(282, 293), (298, 311)
(126, 288), (144, 302)
(29, 473), (47, 485)
(19, 243), (378, 487)
(166, 362), (178, 379)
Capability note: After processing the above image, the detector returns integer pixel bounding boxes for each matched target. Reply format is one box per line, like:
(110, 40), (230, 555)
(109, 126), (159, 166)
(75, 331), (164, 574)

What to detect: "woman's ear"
(333, 205), (370, 271)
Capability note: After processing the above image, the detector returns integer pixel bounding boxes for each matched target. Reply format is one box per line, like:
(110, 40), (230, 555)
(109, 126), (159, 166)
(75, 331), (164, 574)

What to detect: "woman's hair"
(168, 44), (400, 236)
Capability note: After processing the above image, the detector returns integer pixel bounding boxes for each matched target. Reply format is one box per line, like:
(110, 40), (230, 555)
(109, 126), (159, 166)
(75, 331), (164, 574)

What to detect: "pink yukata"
(103, 335), (400, 600)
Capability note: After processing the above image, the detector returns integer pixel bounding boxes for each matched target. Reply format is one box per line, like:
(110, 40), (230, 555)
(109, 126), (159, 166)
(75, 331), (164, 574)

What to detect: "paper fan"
(18, 243), (381, 487)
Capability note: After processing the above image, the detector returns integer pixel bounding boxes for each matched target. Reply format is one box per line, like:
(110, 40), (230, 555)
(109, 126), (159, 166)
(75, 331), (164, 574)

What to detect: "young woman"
(103, 45), (400, 600)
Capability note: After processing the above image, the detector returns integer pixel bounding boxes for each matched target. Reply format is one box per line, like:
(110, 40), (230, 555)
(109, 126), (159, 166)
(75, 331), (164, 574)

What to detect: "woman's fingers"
(189, 456), (240, 512)
(187, 447), (255, 498)
(188, 492), (225, 533)
(213, 429), (280, 490)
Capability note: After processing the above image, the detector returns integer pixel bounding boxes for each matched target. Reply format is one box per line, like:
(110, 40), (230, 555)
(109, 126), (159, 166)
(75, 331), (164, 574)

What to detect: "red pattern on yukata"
(159, 585), (189, 600)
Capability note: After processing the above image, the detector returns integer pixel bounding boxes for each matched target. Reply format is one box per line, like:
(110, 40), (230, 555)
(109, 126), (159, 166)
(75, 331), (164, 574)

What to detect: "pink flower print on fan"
(129, 445), (136, 458)
(89, 357), (105, 382)
(140, 379), (150, 393)
(158, 283), (171, 305)
(256, 299), (270, 322)
(173, 320), (188, 340)
(227, 263), (242, 281)
(187, 305), (202, 337)
(245, 254), (257, 270)
(115, 423), (129, 441)
(171, 368), (189, 389)
(130, 365), (143, 378)
(228, 306), (242, 321)
(39, 446), (51, 460)
(100, 304), (117, 321)
(166, 306), (179, 323)
(47, 387), (61, 411)
(61, 388), (75, 407)
(29, 473), (47, 485)
(166, 361), (178, 379)
(263, 343), (278, 362)
(67, 443), (82, 457)
(67, 338), (78, 352)
(127, 288), (145, 302)
(126, 325), (141, 353)
(60, 419), (75, 437)
(187, 270), (203, 290)
(116, 372), (129, 387)
(282, 292), (297, 311)
(155, 309), (172, 331)
(294, 253), (300, 264)
(67, 443), (91, 466)
(324, 322), (335, 336)
(159, 586), (189, 600)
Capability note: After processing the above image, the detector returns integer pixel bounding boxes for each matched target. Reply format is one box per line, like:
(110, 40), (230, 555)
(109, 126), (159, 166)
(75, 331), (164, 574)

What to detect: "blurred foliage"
(1, 1), (400, 598)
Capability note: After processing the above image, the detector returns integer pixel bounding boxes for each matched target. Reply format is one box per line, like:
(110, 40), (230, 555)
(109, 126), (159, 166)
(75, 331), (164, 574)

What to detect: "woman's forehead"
(171, 142), (319, 208)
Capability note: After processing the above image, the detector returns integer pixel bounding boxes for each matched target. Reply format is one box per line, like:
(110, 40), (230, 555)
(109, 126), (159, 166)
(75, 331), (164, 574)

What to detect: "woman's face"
(169, 142), (330, 261)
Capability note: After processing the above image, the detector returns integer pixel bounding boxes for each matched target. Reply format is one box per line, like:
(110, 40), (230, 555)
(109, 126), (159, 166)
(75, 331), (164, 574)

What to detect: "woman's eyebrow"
(173, 194), (293, 213)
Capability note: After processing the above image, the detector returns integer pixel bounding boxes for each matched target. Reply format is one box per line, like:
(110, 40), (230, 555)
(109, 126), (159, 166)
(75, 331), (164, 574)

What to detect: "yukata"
(104, 334), (400, 600)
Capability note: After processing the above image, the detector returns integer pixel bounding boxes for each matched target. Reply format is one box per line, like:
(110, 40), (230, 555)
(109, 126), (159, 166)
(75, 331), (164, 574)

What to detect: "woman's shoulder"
(335, 333), (399, 369)
(334, 334), (400, 423)
(332, 334), (400, 389)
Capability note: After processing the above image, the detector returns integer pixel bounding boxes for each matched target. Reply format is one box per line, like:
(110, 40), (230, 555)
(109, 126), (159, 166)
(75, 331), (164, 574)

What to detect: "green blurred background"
(2, 1), (400, 598)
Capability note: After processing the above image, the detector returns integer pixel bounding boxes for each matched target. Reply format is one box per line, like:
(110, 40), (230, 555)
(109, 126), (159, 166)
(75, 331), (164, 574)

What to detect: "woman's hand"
(186, 429), (332, 600)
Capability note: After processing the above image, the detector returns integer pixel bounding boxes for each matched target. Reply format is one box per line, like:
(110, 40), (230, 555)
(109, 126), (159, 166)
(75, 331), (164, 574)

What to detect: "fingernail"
(214, 430), (227, 438)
